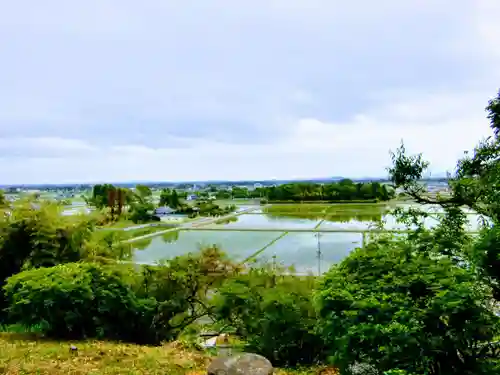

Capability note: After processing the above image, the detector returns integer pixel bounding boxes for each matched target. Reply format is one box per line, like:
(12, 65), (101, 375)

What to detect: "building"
(186, 194), (198, 201)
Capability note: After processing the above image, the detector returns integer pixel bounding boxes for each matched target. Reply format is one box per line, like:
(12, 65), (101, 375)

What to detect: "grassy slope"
(0, 334), (324, 374)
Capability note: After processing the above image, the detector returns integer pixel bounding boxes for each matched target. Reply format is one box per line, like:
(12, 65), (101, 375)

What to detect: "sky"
(0, 1), (499, 184)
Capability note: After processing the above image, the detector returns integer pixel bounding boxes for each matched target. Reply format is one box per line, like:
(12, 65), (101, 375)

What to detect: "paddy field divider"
(239, 232), (289, 265)
(123, 205), (265, 244)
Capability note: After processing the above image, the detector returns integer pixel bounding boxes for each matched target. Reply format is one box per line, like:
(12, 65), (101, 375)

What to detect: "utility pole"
(316, 232), (322, 276)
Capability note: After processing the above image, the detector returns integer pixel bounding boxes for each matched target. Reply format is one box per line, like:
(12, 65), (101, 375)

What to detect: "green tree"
(216, 189), (232, 200)
(170, 189), (180, 208)
(388, 90), (500, 299)
(159, 188), (171, 206)
(261, 181), (392, 202)
(213, 265), (324, 366)
(0, 190), (6, 206)
(3, 247), (239, 345)
(3, 262), (147, 341)
(0, 200), (128, 321)
(134, 184), (152, 203)
(231, 186), (249, 199)
(159, 189), (180, 208)
(315, 238), (500, 375)
(131, 246), (240, 341)
(89, 184), (115, 208)
(129, 202), (154, 223)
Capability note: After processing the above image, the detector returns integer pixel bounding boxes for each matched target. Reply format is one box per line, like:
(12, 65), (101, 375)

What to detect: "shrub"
(0, 201), (101, 320)
(132, 246), (240, 340)
(3, 262), (154, 342)
(213, 265), (324, 366)
(315, 238), (500, 375)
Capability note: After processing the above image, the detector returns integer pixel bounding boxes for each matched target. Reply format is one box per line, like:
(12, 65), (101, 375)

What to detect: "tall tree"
(388, 89), (500, 299)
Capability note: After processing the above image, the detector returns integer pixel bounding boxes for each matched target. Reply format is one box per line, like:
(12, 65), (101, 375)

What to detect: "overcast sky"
(1, 1), (499, 184)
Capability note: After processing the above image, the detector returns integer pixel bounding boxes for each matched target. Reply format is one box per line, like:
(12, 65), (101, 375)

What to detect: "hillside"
(0, 334), (324, 375)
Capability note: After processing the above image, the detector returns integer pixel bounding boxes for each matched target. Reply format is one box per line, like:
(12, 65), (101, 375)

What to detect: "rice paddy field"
(132, 202), (484, 275)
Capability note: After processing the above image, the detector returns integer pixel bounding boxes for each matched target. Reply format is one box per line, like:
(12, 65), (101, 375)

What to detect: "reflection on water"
(323, 212), (384, 223)
(215, 204), (482, 231)
(134, 230), (180, 250)
(132, 203), (484, 273)
(215, 206), (388, 226)
(133, 230), (280, 265)
(161, 231), (179, 243)
(214, 216), (238, 225)
(134, 238), (153, 250)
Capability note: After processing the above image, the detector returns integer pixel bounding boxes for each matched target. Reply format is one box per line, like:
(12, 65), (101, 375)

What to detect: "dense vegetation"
(85, 183), (236, 223)
(259, 180), (395, 202)
(189, 180), (395, 203)
(0, 91), (499, 374)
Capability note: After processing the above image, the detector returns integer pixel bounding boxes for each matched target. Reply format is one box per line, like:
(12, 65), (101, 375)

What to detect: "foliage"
(3, 263), (149, 341)
(216, 189), (232, 200)
(0, 200), (131, 321)
(315, 238), (500, 375)
(3, 247), (239, 345)
(84, 230), (133, 262)
(129, 201), (155, 223)
(176, 201), (236, 217)
(472, 225), (500, 300)
(261, 180), (394, 202)
(134, 184), (152, 202)
(126, 184), (157, 223)
(159, 188), (181, 208)
(388, 89), (500, 299)
(231, 186), (260, 199)
(213, 265), (324, 366)
(131, 246), (240, 341)
(0, 190), (5, 206)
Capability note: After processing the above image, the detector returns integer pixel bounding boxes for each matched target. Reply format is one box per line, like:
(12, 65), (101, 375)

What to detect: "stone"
(207, 353), (273, 375)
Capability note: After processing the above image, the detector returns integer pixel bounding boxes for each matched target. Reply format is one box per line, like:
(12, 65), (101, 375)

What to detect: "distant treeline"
(0, 177), (448, 191)
(259, 180), (395, 202)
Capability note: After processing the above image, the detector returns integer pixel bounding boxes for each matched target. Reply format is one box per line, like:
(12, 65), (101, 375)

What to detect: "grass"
(0, 333), (327, 374)
(214, 199), (260, 206)
(100, 219), (164, 229)
(263, 203), (391, 224)
(0, 333), (207, 375)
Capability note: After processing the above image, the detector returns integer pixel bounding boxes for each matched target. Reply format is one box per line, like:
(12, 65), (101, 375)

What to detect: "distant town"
(0, 177), (450, 202)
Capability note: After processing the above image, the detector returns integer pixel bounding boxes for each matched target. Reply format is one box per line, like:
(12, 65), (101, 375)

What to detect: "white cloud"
(0, 137), (96, 158)
(0, 1), (499, 183)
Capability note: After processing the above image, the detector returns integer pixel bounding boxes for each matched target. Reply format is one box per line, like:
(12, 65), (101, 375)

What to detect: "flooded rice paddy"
(133, 202), (484, 275)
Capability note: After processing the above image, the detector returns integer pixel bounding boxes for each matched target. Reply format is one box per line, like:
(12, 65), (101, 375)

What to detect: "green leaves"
(315, 239), (500, 375)
(387, 89), (500, 307)
(3, 263), (138, 340)
(388, 142), (429, 188)
(212, 266), (323, 366)
(261, 181), (395, 202)
(486, 90), (500, 137)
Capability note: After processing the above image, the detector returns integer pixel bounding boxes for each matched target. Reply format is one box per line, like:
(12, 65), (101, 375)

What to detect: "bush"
(213, 265), (324, 366)
(0, 200), (102, 320)
(132, 246), (240, 340)
(3, 247), (241, 344)
(3, 262), (155, 342)
(315, 238), (500, 375)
